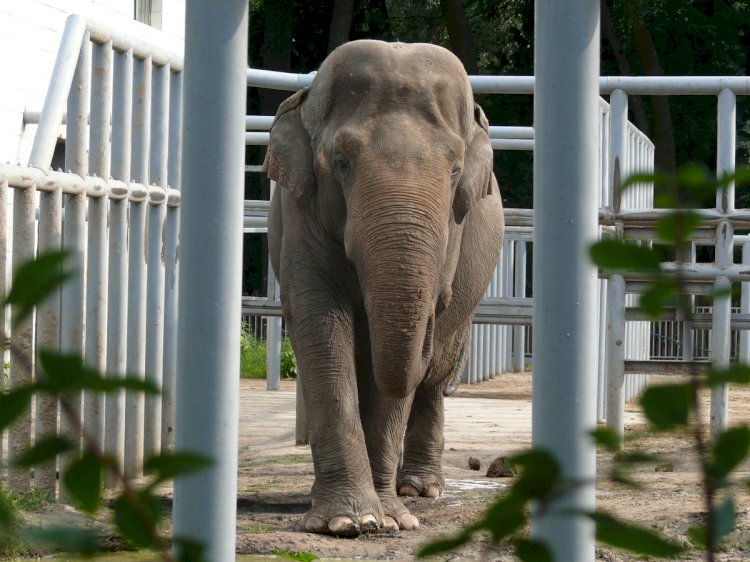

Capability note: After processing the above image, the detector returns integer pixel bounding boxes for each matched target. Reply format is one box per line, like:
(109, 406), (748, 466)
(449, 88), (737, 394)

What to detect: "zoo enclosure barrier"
(600, 79), (750, 439)
(1, 14), (183, 496)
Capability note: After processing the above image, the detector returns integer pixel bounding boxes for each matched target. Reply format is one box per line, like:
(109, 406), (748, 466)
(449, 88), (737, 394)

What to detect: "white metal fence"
(1, 15), (183, 495)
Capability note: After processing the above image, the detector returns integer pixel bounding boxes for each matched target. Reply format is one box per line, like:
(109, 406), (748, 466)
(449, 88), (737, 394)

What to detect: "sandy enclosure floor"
(214, 375), (750, 561)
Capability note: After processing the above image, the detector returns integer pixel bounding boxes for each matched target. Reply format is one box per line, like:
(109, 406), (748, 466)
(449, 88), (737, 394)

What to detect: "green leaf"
(714, 497), (736, 543)
(272, 549), (320, 562)
(688, 524), (707, 548)
(37, 350), (86, 392)
(37, 350), (159, 395)
(639, 279), (679, 320)
(656, 210), (702, 244)
(511, 449), (561, 500)
(417, 531), (473, 558)
(62, 453), (103, 514)
(0, 387), (33, 431)
(0, 490), (16, 528)
(513, 538), (553, 562)
(706, 364), (750, 387)
(5, 251), (71, 328)
(12, 435), (73, 468)
(710, 427), (750, 483)
(590, 240), (662, 272)
(113, 491), (163, 548)
(175, 537), (208, 562)
(639, 384), (693, 431)
(23, 525), (100, 556)
(591, 427), (621, 452)
(144, 452), (213, 487)
(591, 511), (684, 557)
(482, 493), (527, 541)
(621, 171), (668, 193)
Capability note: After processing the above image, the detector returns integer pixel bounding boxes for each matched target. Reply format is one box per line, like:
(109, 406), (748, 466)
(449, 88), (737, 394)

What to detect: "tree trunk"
(600, 0), (649, 136)
(328, 0), (355, 53)
(260, 0), (294, 293)
(439, 0), (478, 75)
(623, 0), (677, 173)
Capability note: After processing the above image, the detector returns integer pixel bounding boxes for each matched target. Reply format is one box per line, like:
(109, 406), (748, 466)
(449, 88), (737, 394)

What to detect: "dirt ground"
(225, 375), (750, 561)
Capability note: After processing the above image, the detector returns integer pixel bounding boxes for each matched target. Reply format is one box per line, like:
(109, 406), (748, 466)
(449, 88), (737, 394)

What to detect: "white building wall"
(0, 0), (185, 165)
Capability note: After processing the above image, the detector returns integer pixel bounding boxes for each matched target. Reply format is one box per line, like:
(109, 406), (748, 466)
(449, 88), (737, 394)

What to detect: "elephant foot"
(380, 497), (420, 531)
(397, 473), (444, 498)
(303, 513), (380, 536)
(302, 490), (388, 537)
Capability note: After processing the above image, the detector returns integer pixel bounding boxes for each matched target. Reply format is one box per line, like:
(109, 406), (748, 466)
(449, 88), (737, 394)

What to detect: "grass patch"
(240, 325), (297, 379)
(242, 523), (273, 533)
(0, 486), (56, 558)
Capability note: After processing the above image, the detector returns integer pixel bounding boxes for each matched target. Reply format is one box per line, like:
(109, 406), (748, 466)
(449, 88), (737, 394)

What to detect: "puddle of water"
(444, 478), (507, 493)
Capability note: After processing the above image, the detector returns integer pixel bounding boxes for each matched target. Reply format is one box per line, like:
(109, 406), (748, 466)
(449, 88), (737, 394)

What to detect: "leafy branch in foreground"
(419, 165), (750, 561)
(591, 164), (750, 561)
(0, 251), (212, 561)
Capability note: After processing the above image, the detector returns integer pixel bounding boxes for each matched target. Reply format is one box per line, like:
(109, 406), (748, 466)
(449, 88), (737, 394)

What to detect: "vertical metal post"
(162, 198), (180, 451)
(173, 1), (247, 559)
(606, 273), (626, 439)
(85, 40), (113, 452)
(124, 54), (151, 479)
(8, 183), (36, 493)
(532, 1), (600, 559)
(740, 241), (750, 365)
(503, 239), (514, 373)
(168, 71), (184, 190)
(162, 70), (182, 450)
(105, 48), (133, 484)
(144, 63), (169, 458)
(711, 89), (736, 438)
(512, 240), (526, 372)
(35, 182), (61, 494)
(266, 246), (282, 393)
(29, 15), (87, 171)
(0, 175), (5, 473)
(60, 36), (90, 502)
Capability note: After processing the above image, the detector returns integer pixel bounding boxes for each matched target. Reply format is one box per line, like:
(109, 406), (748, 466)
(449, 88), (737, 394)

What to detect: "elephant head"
(264, 40), (495, 399)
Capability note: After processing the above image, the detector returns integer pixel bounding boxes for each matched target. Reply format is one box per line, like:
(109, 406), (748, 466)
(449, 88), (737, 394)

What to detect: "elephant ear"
(263, 88), (315, 200)
(453, 103), (495, 224)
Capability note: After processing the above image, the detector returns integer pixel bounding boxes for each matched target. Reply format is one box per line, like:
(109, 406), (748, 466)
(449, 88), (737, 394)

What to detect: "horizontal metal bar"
(246, 69), (750, 96)
(78, 15), (182, 70)
(624, 360), (709, 375)
(490, 139), (534, 151)
(625, 308), (750, 329)
(246, 116), (274, 130)
(488, 126), (534, 139)
(625, 280), (713, 296)
(246, 68), (315, 91)
(246, 130), (536, 149)
(0, 164), (180, 204)
(241, 296), (534, 324)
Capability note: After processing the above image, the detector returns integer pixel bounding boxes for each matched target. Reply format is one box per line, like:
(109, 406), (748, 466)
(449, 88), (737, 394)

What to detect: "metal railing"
(2, 14), (183, 495)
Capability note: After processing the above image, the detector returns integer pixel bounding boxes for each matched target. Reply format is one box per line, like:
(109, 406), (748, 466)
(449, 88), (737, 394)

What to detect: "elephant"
(264, 39), (504, 536)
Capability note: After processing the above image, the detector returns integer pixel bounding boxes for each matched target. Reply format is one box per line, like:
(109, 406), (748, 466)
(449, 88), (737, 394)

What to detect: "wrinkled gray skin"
(264, 39), (504, 536)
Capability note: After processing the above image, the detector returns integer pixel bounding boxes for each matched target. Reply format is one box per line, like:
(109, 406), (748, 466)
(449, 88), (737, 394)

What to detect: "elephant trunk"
(348, 178), (449, 400)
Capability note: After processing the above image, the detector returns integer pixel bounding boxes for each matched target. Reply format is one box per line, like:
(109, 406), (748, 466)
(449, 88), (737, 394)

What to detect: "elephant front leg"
(289, 302), (386, 536)
(359, 381), (420, 532)
(398, 381), (446, 498)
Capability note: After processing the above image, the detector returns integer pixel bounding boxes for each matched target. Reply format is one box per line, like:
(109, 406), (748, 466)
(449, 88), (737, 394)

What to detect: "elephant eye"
(450, 165), (461, 177)
(333, 154), (350, 175)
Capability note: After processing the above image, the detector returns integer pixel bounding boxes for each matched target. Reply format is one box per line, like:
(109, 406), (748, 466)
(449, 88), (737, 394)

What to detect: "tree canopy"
(243, 0), (750, 294)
